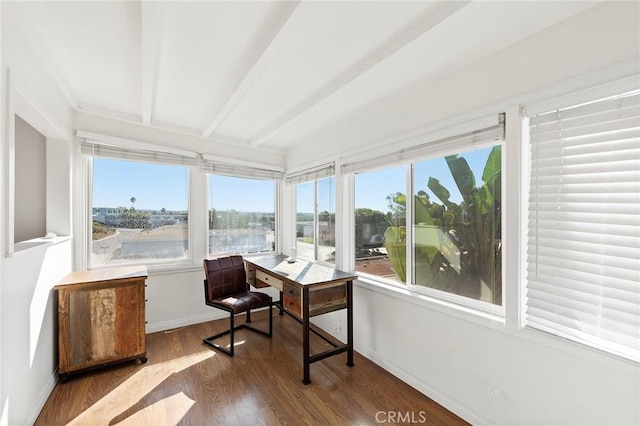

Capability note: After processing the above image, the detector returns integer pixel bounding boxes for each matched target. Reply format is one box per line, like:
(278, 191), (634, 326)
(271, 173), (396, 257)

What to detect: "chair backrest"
(203, 255), (248, 302)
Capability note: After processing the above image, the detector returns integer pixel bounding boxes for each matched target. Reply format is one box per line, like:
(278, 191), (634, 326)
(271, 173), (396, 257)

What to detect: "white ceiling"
(8, 0), (600, 152)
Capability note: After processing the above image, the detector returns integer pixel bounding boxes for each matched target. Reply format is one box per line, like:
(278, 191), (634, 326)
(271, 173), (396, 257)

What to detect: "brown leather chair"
(202, 255), (272, 356)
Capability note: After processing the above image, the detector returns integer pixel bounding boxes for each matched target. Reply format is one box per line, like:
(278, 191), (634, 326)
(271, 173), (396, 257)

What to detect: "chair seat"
(208, 291), (272, 314)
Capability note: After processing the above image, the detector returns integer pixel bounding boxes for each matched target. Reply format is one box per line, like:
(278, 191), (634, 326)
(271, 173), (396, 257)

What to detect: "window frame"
(294, 175), (336, 265)
(406, 141), (505, 314)
(206, 173), (278, 258)
(345, 117), (507, 316)
(87, 156), (194, 270)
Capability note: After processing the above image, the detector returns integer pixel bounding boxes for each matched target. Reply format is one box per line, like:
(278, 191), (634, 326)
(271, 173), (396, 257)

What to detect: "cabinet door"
(59, 279), (145, 373)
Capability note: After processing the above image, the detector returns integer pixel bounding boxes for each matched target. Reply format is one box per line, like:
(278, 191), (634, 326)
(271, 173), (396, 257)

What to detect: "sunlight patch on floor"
(111, 392), (194, 426)
(67, 351), (213, 426)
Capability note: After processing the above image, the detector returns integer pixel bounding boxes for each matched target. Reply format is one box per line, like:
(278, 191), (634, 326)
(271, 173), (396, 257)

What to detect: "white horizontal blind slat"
(285, 162), (335, 185)
(526, 91), (640, 362)
(342, 119), (505, 175)
(201, 158), (283, 181)
(81, 139), (197, 166)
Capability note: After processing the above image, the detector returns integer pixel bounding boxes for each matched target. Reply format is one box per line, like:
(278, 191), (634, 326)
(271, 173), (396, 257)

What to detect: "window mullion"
(314, 180), (319, 261)
(406, 164), (414, 286)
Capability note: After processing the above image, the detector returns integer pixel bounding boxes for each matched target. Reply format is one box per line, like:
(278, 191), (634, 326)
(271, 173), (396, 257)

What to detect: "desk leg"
(279, 290), (284, 315)
(346, 280), (354, 367)
(302, 286), (311, 385)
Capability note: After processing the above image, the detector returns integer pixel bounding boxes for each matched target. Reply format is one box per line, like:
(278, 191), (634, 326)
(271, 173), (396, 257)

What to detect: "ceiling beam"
(200, 1), (301, 138)
(77, 102), (142, 124)
(249, 0), (472, 147)
(141, 1), (163, 126)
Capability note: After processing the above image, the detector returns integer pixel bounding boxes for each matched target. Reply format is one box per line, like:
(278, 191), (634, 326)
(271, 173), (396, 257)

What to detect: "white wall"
(14, 115), (46, 242)
(1, 3), (74, 425)
(144, 267), (279, 334)
(1, 241), (72, 425)
(288, 3), (640, 425)
(46, 138), (72, 237)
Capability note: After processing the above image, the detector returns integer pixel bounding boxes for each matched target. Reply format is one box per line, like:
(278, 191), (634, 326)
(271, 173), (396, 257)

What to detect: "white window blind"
(342, 115), (505, 175)
(80, 138), (197, 166)
(285, 162), (335, 185)
(526, 91), (640, 362)
(201, 154), (284, 180)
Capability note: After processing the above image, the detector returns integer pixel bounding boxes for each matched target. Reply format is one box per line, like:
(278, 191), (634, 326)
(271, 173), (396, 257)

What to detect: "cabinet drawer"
(309, 283), (347, 317)
(283, 283), (302, 317)
(284, 282), (347, 319)
(245, 263), (269, 288)
(256, 269), (283, 291)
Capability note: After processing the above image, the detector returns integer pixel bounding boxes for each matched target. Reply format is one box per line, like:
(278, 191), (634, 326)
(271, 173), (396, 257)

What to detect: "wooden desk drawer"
(284, 283), (302, 317)
(245, 263), (269, 288)
(309, 283), (347, 317)
(284, 282), (347, 319)
(256, 269), (283, 291)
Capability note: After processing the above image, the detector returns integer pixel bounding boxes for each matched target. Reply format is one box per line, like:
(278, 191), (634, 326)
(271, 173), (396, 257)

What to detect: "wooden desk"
(245, 254), (357, 384)
(55, 266), (148, 380)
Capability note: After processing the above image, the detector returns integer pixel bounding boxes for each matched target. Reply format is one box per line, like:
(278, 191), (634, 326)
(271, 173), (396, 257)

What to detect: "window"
(91, 158), (189, 267)
(526, 91), (640, 361)
(317, 177), (336, 262)
(208, 175), (275, 256)
(412, 145), (502, 305)
(296, 177), (335, 263)
(354, 166), (406, 282)
(344, 117), (504, 310)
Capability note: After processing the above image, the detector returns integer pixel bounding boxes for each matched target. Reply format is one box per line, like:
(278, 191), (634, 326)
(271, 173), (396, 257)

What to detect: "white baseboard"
(145, 311), (226, 334)
(145, 305), (274, 334)
(356, 344), (493, 425)
(26, 368), (58, 426)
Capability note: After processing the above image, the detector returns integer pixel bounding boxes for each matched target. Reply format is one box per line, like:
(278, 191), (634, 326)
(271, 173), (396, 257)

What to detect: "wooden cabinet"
(55, 266), (147, 379)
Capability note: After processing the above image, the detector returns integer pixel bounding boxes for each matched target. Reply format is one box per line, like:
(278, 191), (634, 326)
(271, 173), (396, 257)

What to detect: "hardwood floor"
(36, 310), (467, 425)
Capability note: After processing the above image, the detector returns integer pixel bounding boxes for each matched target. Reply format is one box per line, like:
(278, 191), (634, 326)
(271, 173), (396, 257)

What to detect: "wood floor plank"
(35, 310), (467, 425)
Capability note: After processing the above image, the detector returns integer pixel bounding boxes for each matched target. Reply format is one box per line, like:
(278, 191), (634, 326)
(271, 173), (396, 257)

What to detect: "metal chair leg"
(203, 306), (272, 357)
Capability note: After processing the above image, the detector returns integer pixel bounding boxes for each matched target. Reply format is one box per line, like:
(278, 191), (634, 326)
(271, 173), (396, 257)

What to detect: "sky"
(93, 158), (276, 211)
(93, 146), (495, 213)
(93, 158), (189, 211)
(355, 146), (494, 212)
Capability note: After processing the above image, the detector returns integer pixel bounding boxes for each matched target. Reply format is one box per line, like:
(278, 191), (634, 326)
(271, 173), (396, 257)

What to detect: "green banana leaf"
(445, 155), (475, 199)
(383, 226), (406, 283)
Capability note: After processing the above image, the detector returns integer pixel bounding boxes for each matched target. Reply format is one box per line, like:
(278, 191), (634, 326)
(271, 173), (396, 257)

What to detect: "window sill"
(7, 235), (73, 257)
(89, 260), (202, 276)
